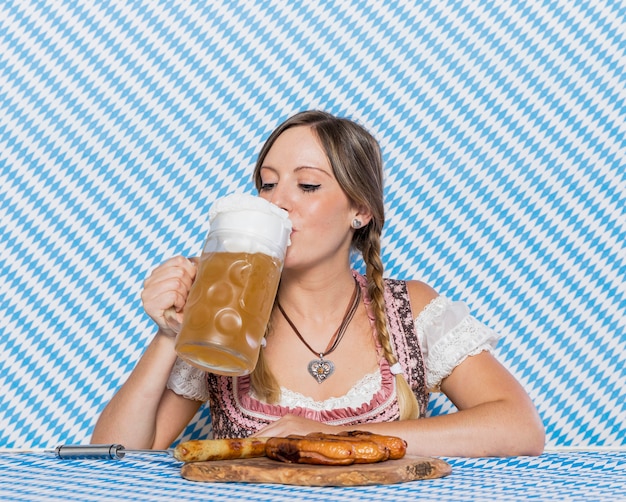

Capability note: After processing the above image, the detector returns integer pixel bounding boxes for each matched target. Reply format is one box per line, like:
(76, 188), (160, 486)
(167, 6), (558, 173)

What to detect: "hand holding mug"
(141, 256), (198, 338)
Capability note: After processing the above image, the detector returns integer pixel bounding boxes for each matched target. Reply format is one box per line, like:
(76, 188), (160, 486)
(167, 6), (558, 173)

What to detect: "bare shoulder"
(405, 280), (439, 317)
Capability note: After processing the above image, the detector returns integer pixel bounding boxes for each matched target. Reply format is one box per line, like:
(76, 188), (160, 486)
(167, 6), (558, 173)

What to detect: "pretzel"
(265, 433), (390, 465)
(173, 437), (269, 462)
(174, 431), (407, 465)
(332, 430), (407, 459)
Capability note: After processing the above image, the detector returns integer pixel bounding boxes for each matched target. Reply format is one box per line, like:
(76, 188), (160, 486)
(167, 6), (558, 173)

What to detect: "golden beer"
(176, 251), (282, 375)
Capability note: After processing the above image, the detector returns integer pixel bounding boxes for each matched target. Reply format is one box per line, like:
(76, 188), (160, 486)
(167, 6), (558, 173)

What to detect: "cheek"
(311, 197), (350, 222)
(313, 210), (351, 241)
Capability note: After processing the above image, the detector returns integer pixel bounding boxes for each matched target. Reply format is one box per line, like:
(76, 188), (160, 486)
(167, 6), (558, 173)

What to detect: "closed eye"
(259, 183), (276, 192)
(300, 184), (321, 192)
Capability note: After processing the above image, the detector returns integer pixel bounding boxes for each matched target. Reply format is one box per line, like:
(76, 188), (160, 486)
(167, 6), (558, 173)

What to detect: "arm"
(373, 350), (544, 457)
(91, 331), (202, 449)
(254, 351), (545, 457)
(91, 256), (204, 449)
(402, 281), (544, 456)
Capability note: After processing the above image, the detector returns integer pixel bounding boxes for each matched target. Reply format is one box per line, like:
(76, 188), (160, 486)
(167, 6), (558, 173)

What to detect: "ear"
(352, 204), (373, 228)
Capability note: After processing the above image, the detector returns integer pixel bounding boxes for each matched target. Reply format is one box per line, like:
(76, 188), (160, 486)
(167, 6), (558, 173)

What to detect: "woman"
(92, 111), (545, 456)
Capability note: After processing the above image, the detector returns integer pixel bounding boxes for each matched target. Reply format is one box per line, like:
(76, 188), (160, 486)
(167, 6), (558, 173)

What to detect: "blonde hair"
(251, 111), (419, 420)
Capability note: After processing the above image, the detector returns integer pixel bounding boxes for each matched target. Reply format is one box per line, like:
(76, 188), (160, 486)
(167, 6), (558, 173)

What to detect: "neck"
(277, 277), (360, 357)
(277, 268), (358, 322)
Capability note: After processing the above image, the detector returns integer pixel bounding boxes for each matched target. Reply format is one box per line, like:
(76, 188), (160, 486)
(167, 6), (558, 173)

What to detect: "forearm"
(91, 330), (179, 448)
(258, 395), (544, 458)
(340, 399), (545, 457)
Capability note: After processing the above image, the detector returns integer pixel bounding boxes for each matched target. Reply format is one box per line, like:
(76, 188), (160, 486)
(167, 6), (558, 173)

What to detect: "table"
(1, 450), (624, 501)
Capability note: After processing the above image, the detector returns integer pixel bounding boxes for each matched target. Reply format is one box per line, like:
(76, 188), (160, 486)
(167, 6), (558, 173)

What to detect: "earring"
(352, 218), (363, 229)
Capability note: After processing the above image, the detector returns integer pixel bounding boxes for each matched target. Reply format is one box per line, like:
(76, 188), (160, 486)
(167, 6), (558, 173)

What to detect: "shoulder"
(404, 280), (439, 317)
(377, 274), (439, 317)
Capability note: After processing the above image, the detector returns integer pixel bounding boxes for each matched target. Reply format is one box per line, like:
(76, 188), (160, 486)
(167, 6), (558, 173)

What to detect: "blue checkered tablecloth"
(0, 0), (624, 459)
(0, 451), (624, 501)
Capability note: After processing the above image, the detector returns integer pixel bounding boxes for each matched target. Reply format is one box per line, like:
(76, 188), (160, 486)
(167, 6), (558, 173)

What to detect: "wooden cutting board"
(180, 455), (452, 486)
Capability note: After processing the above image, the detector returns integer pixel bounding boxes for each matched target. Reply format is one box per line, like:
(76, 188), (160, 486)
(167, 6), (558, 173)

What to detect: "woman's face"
(258, 126), (364, 271)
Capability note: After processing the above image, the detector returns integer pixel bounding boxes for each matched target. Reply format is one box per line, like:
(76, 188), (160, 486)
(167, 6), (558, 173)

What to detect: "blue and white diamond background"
(0, 1), (624, 449)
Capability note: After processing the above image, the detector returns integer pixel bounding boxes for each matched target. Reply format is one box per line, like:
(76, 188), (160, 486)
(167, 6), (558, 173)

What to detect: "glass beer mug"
(175, 194), (292, 376)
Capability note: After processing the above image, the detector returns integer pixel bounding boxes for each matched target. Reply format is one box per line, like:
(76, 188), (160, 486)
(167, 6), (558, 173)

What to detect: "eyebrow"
(261, 165), (333, 178)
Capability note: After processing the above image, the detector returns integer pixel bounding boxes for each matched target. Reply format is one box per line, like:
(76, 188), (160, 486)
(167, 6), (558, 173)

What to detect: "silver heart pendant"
(307, 358), (334, 384)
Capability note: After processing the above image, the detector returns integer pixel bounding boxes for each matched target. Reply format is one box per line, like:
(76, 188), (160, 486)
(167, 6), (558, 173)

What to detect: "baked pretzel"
(333, 430), (407, 459)
(174, 431), (407, 465)
(173, 437), (268, 462)
(265, 433), (390, 465)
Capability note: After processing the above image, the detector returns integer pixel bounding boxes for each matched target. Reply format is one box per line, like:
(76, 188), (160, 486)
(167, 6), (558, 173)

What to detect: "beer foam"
(209, 193), (290, 225)
(207, 193), (292, 253)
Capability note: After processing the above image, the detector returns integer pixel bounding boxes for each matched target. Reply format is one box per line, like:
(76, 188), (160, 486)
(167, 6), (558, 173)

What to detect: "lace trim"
(415, 297), (500, 391)
(416, 295), (453, 329)
(166, 357), (209, 402)
(265, 370), (383, 411)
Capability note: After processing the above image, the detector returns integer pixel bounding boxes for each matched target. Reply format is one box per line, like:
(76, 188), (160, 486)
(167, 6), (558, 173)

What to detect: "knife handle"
(55, 444), (125, 459)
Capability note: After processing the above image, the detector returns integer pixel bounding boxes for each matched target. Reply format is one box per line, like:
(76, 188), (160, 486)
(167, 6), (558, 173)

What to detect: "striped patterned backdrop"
(1, 0), (624, 449)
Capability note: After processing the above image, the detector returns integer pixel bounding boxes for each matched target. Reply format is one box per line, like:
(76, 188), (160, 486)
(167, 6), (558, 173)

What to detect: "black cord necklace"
(276, 279), (361, 384)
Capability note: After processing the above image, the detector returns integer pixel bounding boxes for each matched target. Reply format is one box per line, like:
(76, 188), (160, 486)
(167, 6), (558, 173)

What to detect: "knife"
(0, 444), (173, 460)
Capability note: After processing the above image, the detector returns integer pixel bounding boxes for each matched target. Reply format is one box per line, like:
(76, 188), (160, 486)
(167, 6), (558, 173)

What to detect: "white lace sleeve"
(414, 296), (500, 391)
(166, 357), (210, 402)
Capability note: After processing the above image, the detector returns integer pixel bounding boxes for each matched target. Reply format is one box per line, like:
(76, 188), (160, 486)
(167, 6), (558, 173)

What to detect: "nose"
(266, 184), (290, 212)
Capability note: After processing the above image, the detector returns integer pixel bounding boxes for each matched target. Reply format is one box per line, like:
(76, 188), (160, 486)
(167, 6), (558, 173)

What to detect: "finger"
(141, 281), (184, 310)
(163, 306), (181, 325)
(144, 256), (197, 289)
(142, 259), (198, 310)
